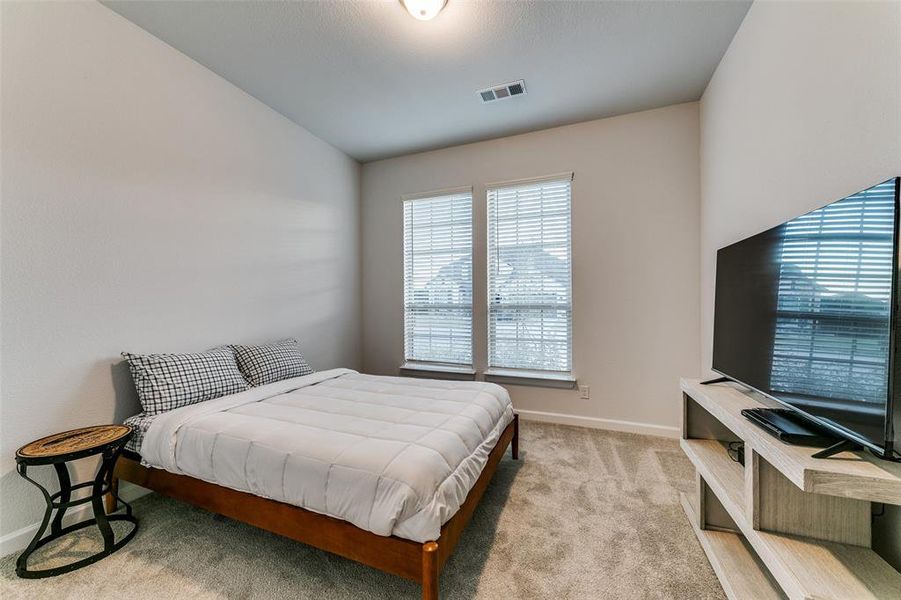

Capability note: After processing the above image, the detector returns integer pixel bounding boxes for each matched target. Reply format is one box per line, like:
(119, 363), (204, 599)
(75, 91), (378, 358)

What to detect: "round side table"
(15, 424), (139, 578)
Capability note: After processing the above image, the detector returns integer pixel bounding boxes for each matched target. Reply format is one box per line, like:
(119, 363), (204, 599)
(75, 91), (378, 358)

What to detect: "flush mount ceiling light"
(401, 0), (447, 21)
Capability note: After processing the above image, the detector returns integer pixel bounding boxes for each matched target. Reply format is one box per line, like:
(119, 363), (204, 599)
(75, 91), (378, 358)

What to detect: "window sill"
(484, 368), (577, 389)
(399, 362), (476, 380)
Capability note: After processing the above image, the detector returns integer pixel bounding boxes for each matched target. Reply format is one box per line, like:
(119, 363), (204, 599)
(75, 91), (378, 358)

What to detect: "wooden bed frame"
(109, 413), (519, 600)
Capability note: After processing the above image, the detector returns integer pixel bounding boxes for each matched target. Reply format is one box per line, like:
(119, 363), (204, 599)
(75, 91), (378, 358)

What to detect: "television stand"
(700, 376), (730, 385)
(811, 438), (864, 459)
(679, 378), (901, 599)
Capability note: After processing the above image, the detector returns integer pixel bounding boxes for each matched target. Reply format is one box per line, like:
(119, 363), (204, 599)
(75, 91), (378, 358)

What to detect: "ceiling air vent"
(479, 80), (526, 103)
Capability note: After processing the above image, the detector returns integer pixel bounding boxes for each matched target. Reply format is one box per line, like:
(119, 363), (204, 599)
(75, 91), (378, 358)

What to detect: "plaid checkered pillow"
(122, 348), (249, 416)
(231, 338), (313, 387)
(122, 413), (156, 454)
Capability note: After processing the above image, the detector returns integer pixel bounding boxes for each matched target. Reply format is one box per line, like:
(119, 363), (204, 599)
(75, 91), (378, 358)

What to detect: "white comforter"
(141, 369), (514, 542)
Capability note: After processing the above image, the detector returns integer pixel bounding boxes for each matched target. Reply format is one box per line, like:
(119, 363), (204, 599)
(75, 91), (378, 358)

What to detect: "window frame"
(401, 186), (475, 370)
(485, 172), (575, 379)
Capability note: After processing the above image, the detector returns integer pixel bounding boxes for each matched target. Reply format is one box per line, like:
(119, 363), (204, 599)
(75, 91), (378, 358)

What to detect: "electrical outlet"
(579, 385), (590, 399)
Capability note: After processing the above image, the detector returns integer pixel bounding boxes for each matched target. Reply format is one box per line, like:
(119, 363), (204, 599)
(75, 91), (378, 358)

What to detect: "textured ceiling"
(102, 0), (751, 162)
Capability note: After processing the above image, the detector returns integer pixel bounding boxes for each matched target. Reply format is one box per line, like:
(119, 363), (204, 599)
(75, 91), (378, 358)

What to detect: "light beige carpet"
(0, 422), (723, 599)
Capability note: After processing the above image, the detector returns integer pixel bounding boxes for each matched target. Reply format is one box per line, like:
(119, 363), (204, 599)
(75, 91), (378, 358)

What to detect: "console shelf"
(680, 378), (901, 600)
(680, 493), (785, 600)
(682, 379), (901, 504)
(681, 438), (745, 521)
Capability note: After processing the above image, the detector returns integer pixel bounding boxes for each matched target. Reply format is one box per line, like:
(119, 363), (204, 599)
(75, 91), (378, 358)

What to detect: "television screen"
(713, 178), (900, 455)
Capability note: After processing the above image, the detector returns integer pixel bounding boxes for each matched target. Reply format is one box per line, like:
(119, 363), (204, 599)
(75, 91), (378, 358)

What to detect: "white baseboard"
(0, 482), (151, 558)
(516, 409), (680, 439)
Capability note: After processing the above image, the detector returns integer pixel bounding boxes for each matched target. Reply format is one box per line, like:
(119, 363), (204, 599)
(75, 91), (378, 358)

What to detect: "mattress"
(140, 369), (514, 542)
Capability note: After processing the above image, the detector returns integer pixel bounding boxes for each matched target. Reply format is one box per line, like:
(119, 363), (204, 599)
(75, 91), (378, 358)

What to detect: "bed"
(111, 369), (519, 599)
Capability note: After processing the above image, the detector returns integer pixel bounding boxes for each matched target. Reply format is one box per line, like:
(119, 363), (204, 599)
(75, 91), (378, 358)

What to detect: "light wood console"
(680, 378), (901, 600)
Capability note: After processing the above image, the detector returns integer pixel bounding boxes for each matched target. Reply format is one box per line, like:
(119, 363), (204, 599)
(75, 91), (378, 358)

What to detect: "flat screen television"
(712, 177), (901, 460)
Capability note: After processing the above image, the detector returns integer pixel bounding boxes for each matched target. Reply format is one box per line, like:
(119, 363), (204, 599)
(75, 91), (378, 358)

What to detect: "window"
(770, 181), (896, 403)
(488, 176), (572, 373)
(403, 190), (473, 366)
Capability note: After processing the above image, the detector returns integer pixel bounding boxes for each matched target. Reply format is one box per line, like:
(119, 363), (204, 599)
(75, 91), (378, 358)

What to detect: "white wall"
(699, 0), (901, 570)
(0, 1), (361, 543)
(361, 103), (700, 436)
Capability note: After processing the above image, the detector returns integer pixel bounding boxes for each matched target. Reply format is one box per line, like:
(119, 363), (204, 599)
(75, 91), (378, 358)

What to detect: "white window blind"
(770, 180), (896, 404)
(488, 177), (572, 373)
(403, 191), (473, 365)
